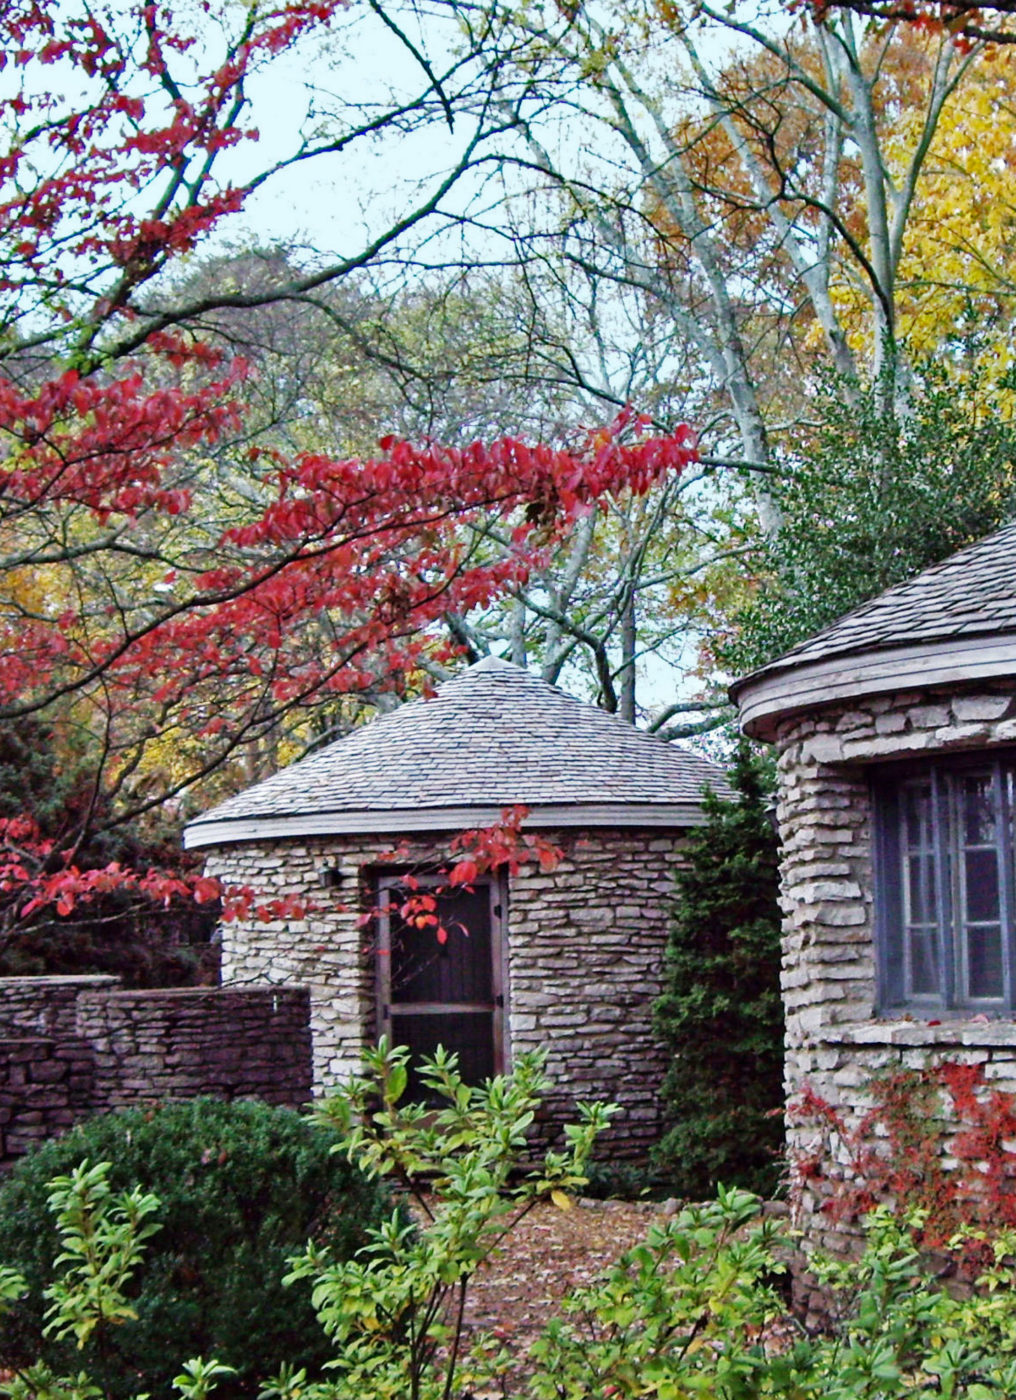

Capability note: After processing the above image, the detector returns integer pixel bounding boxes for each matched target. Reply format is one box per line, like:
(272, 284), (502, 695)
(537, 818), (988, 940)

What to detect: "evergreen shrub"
(652, 743), (784, 1198)
(0, 1097), (391, 1400)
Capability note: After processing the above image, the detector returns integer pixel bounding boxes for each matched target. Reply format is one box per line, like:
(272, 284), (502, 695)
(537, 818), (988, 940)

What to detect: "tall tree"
(478, 5), (990, 478)
(726, 363), (1016, 674)
(653, 744), (784, 1198)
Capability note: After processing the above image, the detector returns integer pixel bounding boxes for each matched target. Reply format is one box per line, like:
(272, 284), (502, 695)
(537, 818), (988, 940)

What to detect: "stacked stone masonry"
(0, 976), (312, 1165)
(205, 826), (687, 1160)
(772, 679), (1016, 1311)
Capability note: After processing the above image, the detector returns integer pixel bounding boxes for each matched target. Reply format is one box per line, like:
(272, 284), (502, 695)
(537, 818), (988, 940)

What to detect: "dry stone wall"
(205, 826), (687, 1159)
(0, 976), (312, 1166)
(772, 678), (1016, 1306)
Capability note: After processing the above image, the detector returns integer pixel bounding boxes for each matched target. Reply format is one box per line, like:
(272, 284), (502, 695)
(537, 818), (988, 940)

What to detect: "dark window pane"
(965, 849), (1000, 925)
(962, 773), (996, 847)
(389, 885), (492, 1004)
(903, 782), (933, 852)
(390, 1012), (495, 1101)
(907, 854), (935, 926)
(908, 926), (939, 997)
(967, 924), (1004, 1000)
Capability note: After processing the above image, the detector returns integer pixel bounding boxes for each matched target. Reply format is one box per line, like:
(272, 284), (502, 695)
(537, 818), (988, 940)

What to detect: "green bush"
(652, 743), (784, 1199)
(0, 1097), (392, 1400)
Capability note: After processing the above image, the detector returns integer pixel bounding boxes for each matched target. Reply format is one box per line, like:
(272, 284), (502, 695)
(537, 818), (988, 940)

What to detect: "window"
(374, 872), (508, 1102)
(874, 754), (1016, 1014)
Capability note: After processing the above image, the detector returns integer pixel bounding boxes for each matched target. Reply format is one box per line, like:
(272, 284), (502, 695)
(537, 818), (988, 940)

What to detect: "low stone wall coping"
(79, 986), (308, 1001)
(827, 1020), (1016, 1048)
(0, 976), (118, 987)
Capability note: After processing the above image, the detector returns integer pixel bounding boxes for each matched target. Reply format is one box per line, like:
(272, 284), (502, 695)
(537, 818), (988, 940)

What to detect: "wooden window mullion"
(931, 767), (955, 1009)
(998, 761), (1016, 1014)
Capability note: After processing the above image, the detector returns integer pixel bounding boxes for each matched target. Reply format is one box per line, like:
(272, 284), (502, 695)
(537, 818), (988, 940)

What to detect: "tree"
(653, 745), (784, 1199)
(148, 248), (732, 735)
(726, 362), (1016, 674)
(482, 6), (986, 482)
(0, 1), (698, 931)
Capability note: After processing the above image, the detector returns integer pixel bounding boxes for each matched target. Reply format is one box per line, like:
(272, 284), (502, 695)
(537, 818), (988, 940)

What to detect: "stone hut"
(184, 656), (724, 1157)
(731, 521), (1016, 1264)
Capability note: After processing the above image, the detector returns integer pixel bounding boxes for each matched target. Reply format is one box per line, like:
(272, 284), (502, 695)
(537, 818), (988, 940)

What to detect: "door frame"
(373, 869), (510, 1077)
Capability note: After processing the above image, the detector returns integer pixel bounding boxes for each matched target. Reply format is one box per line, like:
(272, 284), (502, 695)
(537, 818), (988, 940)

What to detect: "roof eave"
(183, 800), (713, 850)
(735, 631), (1016, 742)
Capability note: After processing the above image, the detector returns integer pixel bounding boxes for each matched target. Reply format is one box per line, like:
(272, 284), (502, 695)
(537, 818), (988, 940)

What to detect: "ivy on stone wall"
(652, 744), (785, 1199)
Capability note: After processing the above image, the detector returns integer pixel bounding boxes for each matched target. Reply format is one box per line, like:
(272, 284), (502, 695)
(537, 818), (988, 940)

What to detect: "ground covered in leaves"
(462, 1196), (661, 1349)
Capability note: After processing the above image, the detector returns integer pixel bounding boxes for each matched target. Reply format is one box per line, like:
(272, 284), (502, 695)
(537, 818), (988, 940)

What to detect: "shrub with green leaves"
(0, 1097), (391, 1400)
(512, 1198), (1016, 1399)
(5, 1063), (1016, 1400)
(280, 1040), (614, 1400)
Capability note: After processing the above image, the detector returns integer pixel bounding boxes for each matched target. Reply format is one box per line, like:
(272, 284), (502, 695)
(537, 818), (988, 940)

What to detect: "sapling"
(272, 1040), (616, 1400)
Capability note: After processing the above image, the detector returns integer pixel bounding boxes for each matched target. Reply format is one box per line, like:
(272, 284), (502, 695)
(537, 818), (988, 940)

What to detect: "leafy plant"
(521, 1186), (784, 1399)
(652, 743), (785, 1198)
(0, 1098), (391, 1400)
(0, 1160), (234, 1400)
(273, 1040), (614, 1400)
(9, 1062), (1016, 1400)
(516, 1196), (1016, 1399)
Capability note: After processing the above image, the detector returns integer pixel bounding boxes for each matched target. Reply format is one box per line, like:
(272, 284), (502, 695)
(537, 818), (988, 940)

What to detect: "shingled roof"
(734, 521), (1016, 739)
(185, 656), (725, 849)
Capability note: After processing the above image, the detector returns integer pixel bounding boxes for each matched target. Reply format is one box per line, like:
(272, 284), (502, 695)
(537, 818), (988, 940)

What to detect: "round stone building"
(732, 521), (1016, 1261)
(185, 656), (724, 1157)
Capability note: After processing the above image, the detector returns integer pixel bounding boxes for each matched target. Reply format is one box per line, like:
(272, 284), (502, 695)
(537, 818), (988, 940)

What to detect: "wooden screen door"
(375, 873), (506, 1103)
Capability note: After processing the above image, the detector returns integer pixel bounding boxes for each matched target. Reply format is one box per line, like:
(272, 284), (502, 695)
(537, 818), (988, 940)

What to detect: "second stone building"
(184, 657), (724, 1157)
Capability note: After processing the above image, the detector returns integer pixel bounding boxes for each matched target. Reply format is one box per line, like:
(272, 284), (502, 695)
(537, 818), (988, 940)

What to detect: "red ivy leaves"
(792, 1061), (1016, 1272)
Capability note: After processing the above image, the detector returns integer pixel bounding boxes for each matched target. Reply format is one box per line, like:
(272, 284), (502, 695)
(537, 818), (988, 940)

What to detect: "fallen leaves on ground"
(463, 1196), (660, 1351)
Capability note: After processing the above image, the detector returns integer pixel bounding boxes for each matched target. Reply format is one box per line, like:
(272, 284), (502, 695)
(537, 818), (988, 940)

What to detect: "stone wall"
(77, 986), (312, 1110)
(771, 678), (1016, 1305)
(0, 977), (313, 1166)
(205, 826), (687, 1159)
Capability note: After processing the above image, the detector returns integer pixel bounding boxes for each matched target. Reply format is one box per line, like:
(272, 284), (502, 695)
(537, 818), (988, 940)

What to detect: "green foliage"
(728, 363), (1016, 674)
(521, 1186), (784, 1399)
(511, 1197), (1016, 1398)
(0, 1098), (391, 1400)
(278, 1039), (614, 1400)
(0, 1160), (235, 1400)
(9, 1069), (1016, 1400)
(41, 1161), (161, 1350)
(653, 744), (784, 1199)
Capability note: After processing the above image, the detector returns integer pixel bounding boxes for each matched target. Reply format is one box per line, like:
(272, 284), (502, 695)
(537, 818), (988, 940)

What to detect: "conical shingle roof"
(184, 657), (724, 849)
(733, 521), (1016, 738)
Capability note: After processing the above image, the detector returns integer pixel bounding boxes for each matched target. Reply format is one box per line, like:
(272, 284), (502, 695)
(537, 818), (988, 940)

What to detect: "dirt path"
(463, 1196), (661, 1349)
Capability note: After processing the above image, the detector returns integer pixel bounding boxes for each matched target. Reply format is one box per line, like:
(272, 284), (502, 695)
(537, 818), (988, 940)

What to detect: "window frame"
(873, 750), (1016, 1016)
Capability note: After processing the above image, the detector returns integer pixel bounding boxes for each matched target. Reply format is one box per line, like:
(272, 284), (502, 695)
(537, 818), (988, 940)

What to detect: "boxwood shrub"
(0, 1096), (391, 1400)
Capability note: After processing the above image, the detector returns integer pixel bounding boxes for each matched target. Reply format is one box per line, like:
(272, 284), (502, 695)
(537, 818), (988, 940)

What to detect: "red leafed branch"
(803, 0), (1016, 45)
(0, 1), (700, 938)
(355, 806), (564, 947)
(790, 1063), (1016, 1273)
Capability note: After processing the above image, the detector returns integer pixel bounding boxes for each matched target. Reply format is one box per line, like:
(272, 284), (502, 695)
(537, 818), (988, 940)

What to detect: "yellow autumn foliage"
(831, 40), (1016, 369)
